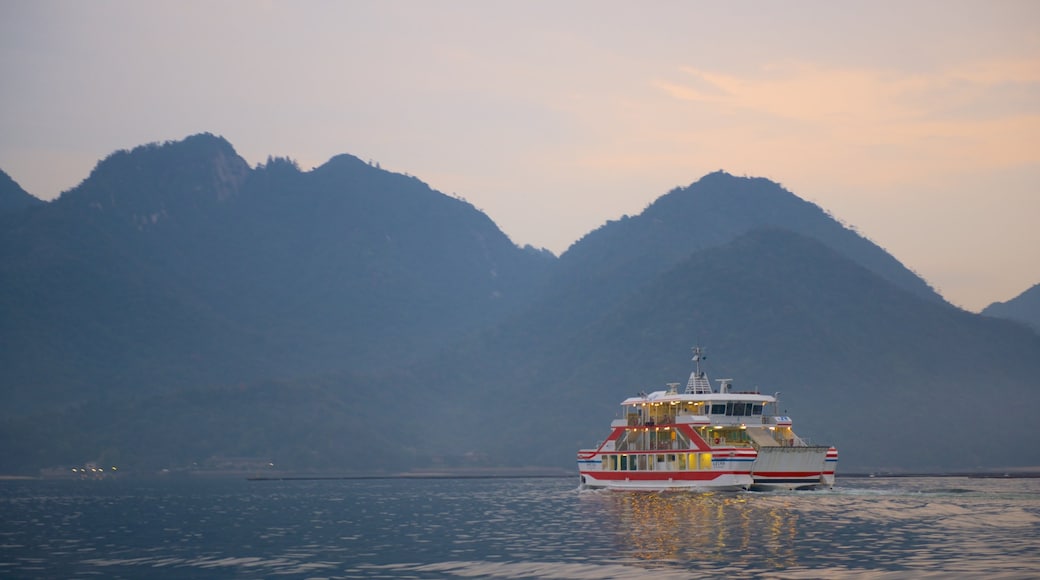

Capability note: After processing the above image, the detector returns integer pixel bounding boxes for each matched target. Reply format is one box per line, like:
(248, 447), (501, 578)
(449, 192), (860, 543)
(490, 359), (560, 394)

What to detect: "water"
(1, 476), (1037, 578)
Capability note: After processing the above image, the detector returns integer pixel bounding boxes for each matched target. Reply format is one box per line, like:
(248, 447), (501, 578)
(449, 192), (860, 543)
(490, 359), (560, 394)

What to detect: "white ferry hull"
(579, 471), (752, 492)
(750, 478), (825, 491)
(749, 446), (833, 491)
(577, 448), (757, 492)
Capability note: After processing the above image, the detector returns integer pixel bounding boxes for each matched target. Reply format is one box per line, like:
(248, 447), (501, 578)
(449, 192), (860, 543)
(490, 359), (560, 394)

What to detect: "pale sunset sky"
(1, 1), (1038, 311)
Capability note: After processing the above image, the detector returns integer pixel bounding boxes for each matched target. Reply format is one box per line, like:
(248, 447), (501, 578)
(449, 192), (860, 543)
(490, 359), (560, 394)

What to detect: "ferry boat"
(577, 347), (837, 491)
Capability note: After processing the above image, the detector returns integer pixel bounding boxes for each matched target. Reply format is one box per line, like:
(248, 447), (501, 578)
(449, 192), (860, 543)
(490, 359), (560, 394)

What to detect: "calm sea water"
(1, 476), (1037, 579)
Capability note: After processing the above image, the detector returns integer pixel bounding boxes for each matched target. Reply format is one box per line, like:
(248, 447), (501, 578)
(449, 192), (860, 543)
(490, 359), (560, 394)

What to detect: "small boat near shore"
(577, 347), (837, 491)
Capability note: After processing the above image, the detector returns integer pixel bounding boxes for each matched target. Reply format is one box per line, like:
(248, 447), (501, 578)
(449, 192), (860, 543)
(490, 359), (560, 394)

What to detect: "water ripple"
(0, 476), (1037, 578)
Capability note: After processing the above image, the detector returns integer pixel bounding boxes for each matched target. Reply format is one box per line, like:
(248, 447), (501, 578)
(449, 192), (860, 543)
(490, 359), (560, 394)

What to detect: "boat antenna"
(686, 346), (712, 394)
(692, 346), (706, 375)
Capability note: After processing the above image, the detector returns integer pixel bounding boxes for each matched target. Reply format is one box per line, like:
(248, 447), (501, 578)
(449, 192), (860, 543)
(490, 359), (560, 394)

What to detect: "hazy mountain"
(0, 134), (552, 414)
(2, 135), (1037, 475)
(507, 172), (945, 355)
(982, 284), (1040, 333)
(560, 171), (940, 304)
(0, 169), (43, 215)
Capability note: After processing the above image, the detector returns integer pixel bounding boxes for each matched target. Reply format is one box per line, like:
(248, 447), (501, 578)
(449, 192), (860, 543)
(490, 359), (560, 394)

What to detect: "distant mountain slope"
(558, 171), (940, 309)
(982, 283), (1040, 333)
(496, 171), (945, 370)
(0, 136), (274, 411)
(0, 169), (43, 215)
(0, 134), (553, 416)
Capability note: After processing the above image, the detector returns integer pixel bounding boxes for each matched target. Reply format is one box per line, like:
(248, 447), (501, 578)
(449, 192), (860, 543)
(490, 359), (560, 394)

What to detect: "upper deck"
(618, 350), (784, 428)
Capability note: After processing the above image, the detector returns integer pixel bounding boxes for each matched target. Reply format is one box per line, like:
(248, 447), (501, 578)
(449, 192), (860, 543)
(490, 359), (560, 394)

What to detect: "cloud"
(650, 59), (1040, 186)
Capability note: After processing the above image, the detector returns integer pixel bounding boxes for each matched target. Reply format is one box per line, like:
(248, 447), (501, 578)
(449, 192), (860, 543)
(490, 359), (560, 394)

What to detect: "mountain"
(0, 169), (43, 215)
(0, 134), (552, 414)
(982, 284), (1040, 333)
(467, 172), (949, 391)
(2, 135), (1038, 475)
(560, 171), (940, 303)
(508, 172), (944, 353)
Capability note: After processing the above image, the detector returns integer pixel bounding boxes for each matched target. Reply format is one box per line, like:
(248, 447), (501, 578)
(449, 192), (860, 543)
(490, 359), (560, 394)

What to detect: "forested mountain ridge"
(1, 134), (1037, 475)
(983, 283), (1040, 333)
(488, 171), (946, 370)
(558, 171), (940, 307)
(0, 169), (43, 215)
(0, 134), (552, 413)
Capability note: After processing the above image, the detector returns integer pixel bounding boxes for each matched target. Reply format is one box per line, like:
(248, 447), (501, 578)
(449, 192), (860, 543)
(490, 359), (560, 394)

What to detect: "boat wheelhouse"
(577, 347), (837, 491)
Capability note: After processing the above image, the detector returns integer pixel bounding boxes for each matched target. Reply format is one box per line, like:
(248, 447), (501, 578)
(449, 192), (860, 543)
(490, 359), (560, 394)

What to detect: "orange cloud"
(649, 59), (1040, 186)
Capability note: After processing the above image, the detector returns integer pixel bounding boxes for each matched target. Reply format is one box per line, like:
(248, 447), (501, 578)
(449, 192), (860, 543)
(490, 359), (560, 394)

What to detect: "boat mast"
(686, 346), (713, 394)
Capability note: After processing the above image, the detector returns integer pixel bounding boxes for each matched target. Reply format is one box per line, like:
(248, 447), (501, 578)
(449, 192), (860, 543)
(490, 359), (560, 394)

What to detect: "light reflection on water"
(0, 476), (1037, 578)
(578, 490), (801, 569)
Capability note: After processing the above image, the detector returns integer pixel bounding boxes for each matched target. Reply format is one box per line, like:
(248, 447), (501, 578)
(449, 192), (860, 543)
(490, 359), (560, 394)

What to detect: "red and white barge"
(577, 347), (837, 491)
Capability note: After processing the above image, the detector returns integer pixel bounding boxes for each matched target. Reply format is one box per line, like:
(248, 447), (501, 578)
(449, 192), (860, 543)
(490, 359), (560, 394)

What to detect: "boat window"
(699, 453), (713, 469)
(675, 430), (691, 448)
(720, 402), (761, 416)
(620, 430), (642, 451)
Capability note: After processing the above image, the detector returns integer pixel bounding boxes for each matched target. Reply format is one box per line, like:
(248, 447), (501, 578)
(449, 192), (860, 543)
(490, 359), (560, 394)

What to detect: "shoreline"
(6, 469), (1040, 481)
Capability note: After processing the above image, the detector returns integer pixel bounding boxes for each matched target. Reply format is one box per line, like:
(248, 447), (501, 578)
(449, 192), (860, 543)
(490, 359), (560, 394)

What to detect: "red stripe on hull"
(578, 448), (756, 458)
(752, 471), (824, 478)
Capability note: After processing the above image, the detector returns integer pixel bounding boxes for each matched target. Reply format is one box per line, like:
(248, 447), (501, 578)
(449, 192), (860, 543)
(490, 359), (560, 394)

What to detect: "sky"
(1, 1), (1038, 312)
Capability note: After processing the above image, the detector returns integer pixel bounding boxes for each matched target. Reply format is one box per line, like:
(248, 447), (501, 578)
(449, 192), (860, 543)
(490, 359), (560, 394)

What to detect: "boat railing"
(762, 415), (793, 425)
(769, 435), (810, 447)
(709, 416), (756, 426)
(675, 414), (710, 425)
(626, 416), (676, 427)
